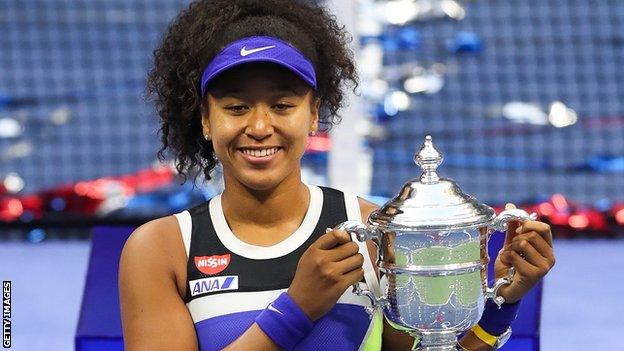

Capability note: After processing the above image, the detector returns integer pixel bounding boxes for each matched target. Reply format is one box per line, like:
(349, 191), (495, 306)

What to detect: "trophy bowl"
(336, 136), (535, 350)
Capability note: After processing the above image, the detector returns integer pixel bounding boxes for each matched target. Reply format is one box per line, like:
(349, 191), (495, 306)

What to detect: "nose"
(245, 105), (274, 140)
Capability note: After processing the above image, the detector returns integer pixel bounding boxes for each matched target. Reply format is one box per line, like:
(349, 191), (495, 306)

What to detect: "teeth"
(242, 147), (279, 157)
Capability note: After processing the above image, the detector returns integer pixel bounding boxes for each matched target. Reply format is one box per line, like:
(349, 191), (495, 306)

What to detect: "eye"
(225, 105), (249, 114)
(272, 103), (294, 112)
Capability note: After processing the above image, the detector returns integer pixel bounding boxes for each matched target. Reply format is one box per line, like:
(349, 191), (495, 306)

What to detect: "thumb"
(503, 203), (521, 246)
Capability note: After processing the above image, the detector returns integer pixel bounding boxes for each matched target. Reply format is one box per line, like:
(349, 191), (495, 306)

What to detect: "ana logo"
(194, 254), (231, 275)
(240, 45), (276, 57)
(189, 276), (239, 297)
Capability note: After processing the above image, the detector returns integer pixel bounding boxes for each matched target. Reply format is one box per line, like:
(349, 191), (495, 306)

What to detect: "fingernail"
(515, 226), (522, 233)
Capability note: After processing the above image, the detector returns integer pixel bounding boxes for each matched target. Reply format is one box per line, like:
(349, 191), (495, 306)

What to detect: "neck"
(220, 173), (310, 228)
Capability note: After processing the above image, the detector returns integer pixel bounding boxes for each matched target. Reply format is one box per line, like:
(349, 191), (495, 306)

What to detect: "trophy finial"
(415, 135), (443, 184)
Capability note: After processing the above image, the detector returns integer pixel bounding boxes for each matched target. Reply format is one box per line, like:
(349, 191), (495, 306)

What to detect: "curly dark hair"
(145, 0), (359, 181)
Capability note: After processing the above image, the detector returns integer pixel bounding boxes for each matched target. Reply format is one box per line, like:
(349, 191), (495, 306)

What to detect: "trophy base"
(412, 331), (460, 351)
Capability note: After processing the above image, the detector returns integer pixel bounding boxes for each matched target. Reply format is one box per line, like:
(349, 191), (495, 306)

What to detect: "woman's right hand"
(287, 229), (365, 321)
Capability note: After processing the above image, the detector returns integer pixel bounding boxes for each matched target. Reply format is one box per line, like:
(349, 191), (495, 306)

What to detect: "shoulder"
(120, 215), (186, 283)
(123, 215), (181, 256)
(119, 215), (199, 350)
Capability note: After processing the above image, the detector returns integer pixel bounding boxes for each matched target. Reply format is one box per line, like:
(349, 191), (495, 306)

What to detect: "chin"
(243, 168), (304, 192)
(238, 173), (284, 192)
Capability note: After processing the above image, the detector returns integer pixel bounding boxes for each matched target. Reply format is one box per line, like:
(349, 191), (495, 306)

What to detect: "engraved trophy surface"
(336, 136), (536, 350)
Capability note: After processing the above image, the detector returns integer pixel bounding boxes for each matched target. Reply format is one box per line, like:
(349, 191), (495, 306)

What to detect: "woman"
(119, 1), (555, 350)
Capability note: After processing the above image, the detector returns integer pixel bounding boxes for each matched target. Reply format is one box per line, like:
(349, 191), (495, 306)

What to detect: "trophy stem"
(412, 331), (460, 351)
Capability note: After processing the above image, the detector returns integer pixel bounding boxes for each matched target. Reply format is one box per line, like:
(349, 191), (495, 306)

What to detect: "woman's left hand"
(494, 203), (556, 304)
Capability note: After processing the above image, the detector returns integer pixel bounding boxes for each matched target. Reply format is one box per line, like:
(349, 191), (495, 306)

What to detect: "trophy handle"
(334, 220), (380, 244)
(332, 221), (386, 315)
(490, 208), (537, 233)
(486, 208), (538, 307)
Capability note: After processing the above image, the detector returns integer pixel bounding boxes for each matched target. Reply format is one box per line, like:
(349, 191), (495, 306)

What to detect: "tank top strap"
(173, 210), (192, 259)
(343, 192), (382, 297)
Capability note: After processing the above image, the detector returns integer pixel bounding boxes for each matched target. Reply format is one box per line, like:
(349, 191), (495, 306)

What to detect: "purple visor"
(200, 36), (317, 97)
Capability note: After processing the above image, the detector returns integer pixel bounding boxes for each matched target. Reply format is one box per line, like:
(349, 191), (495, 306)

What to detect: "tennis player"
(119, 1), (555, 350)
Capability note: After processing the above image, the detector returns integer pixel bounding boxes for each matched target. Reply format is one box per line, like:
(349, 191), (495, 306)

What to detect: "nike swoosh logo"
(267, 304), (283, 315)
(240, 45), (276, 57)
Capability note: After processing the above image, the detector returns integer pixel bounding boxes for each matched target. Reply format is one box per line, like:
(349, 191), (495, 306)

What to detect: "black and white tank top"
(173, 184), (382, 351)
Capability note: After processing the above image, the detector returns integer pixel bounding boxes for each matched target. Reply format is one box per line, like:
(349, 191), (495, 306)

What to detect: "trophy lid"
(369, 135), (495, 231)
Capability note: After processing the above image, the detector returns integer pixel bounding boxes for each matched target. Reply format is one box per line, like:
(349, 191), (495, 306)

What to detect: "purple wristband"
(478, 299), (521, 335)
(255, 292), (314, 350)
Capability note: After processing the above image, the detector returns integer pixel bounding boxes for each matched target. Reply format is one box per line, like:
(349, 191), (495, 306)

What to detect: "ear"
(309, 97), (320, 134)
(201, 100), (211, 140)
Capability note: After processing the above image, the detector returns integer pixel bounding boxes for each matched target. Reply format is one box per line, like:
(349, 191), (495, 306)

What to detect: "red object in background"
(546, 194), (572, 226)
(611, 203), (624, 225)
(0, 197), (23, 221)
(495, 193), (618, 237)
(1, 162), (623, 238)
(119, 167), (174, 193)
(19, 194), (43, 219)
(41, 166), (175, 216)
(495, 194), (572, 227)
(0, 193), (46, 222)
(0, 166), (175, 222)
(306, 132), (331, 153)
(40, 183), (105, 216)
(568, 208), (608, 232)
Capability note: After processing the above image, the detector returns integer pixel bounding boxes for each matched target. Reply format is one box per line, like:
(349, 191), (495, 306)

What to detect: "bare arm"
(119, 217), (199, 351)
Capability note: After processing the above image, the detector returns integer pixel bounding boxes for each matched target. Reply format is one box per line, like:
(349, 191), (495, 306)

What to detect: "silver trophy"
(336, 136), (535, 350)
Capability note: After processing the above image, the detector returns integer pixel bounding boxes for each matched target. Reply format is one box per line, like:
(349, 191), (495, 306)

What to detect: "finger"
(506, 236), (551, 271)
(500, 250), (541, 277)
(340, 266), (365, 288)
(315, 230), (351, 249)
(336, 253), (365, 274)
(326, 241), (360, 261)
(503, 203), (521, 246)
(516, 220), (553, 247)
(497, 249), (512, 267)
(511, 231), (555, 262)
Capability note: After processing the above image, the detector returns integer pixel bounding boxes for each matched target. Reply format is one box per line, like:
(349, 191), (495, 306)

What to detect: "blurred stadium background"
(1, 0), (622, 350)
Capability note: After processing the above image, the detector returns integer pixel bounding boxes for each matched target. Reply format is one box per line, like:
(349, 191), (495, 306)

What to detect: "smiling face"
(202, 63), (319, 192)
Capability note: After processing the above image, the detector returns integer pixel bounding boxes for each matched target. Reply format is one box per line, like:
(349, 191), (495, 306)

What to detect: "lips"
(237, 146), (282, 165)
(240, 147), (280, 157)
